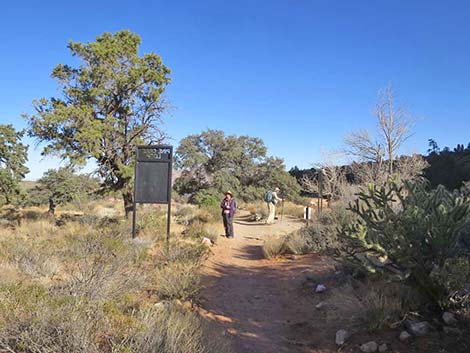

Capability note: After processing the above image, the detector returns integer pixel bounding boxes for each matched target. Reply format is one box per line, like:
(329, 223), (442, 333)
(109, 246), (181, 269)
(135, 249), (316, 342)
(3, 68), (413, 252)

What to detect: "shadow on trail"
(232, 244), (264, 261)
(200, 249), (338, 353)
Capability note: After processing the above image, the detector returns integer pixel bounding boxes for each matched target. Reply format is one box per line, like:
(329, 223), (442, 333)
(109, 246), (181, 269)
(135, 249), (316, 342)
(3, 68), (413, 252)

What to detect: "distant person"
(265, 187), (283, 224)
(220, 191), (237, 238)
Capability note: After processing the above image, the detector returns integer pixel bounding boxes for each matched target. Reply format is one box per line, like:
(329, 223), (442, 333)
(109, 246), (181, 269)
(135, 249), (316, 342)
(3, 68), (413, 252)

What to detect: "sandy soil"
(199, 212), (338, 353)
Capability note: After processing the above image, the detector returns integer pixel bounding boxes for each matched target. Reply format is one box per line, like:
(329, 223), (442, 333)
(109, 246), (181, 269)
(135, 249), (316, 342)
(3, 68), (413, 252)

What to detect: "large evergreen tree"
(27, 30), (171, 216)
(175, 129), (301, 202)
(0, 124), (29, 205)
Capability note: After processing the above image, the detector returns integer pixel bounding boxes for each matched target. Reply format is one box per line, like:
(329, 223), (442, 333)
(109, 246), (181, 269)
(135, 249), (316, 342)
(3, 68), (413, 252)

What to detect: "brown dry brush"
(0, 214), (231, 353)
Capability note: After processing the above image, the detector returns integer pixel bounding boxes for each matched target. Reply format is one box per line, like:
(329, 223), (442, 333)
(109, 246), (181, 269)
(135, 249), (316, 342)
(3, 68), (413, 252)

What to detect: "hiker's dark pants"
(223, 214), (234, 238)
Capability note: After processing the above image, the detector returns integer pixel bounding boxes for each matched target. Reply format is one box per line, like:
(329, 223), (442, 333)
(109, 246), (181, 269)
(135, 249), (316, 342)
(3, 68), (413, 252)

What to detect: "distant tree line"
(424, 139), (470, 190)
(290, 140), (470, 193)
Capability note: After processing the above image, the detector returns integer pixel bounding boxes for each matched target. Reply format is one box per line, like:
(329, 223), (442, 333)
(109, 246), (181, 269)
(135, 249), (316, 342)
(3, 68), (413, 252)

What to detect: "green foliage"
(192, 188), (220, 207)
(0, 124), (29, 205)
(26, 30), (171, 215)
(175, 129), (301, 203)
(29, 167), (98, 212)
(341, 181), (470, 310)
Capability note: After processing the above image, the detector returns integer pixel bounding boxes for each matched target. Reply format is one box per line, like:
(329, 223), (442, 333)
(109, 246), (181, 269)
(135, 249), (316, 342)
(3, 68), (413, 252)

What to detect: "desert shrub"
(245, 201), (269, 219)
(56, 231), (146, 301)
(151, 262), (202, 301)
(204, 223), (224, 244)
(0, 283), (231, 353)
(0, 212), (228, 353)
(136, 210), (167, 238)
(430, 256), (470, 308)
(297, 201), (356, 254)
(153, 242), (209, 266)
(327, 282), (404, 331)
(263, 235), (288, 259)
(341, 181), (470, 310)
(285, 231), (309, 255)
(184, 221), (209, 239)
(174, 206), (197, 225)
(360, 287), (403, 330)
(194, 208), (216, 224)
(0, 238), (61, 279)
(127, 305), (232, 353)
(193, 190), (219, 208)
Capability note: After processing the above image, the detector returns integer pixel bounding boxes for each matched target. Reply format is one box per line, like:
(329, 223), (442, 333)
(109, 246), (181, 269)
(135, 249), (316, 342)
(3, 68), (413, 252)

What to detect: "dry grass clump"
(284, 231), (309, 255)
(263, 231), (310, 259)
(263, 235), (288, 259)
(151, 262), (202, 301)
(280, 201), (305, 218)
(0, 205), (231, 353)
(325, 281), (405, 331)
(245, 201), (268, 219)
(204, 223), (224, 244)
(0, 284), (232, 353)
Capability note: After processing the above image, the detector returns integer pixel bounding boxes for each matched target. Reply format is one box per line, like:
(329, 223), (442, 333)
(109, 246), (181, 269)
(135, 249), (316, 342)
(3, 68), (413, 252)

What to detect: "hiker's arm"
(274, 193), (283, 202)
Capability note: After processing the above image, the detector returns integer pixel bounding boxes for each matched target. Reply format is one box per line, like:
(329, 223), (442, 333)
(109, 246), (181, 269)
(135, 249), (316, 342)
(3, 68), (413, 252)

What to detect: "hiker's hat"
(225, 190), (233, 196)
(275, 187), (280, 192)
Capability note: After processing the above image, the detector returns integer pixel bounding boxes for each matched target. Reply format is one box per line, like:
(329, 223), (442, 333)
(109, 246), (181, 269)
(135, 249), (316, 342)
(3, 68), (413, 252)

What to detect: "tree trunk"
(122, 191), (133, 218)
(48, 197), (55, 215)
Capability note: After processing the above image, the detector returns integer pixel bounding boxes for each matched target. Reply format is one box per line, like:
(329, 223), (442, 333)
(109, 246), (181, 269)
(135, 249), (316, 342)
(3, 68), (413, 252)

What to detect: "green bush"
(193, 189), (220, 208)
(341, 181), (470, 310)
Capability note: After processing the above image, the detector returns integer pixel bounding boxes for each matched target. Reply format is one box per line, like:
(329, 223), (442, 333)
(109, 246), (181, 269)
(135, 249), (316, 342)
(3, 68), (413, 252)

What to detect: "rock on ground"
(360, 341), (378, 352)
(378, 343), (388, 352)
(407, 321), (432, 336)
(399, 331), (411, 341)
(335, 329), (349, 345)
(442, 312), (457, 325)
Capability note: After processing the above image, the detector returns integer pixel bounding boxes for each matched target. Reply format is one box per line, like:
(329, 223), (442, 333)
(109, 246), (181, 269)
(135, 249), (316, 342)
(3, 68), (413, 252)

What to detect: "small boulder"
(442, 312), (457, 325)
(335, 329), (349, 345)
(399, 331), (411, 341)
(315, 284), (327, 293)
(360, 341), (378, 352)
(378, 343), (388, 352)
(408, 321), (432, 336)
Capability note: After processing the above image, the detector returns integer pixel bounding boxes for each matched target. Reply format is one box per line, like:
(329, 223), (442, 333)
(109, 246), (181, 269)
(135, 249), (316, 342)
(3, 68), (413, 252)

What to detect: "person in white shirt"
(266, 187), (283, 224)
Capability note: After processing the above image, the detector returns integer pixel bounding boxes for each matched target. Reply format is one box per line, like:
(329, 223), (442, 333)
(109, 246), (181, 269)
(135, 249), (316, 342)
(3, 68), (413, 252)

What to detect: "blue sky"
(1, 0), (469, 180)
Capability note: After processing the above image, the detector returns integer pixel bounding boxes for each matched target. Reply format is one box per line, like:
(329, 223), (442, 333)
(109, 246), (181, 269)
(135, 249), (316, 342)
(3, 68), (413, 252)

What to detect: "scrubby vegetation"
(0, 204), (232, 353)
(340, 181), (470, 311)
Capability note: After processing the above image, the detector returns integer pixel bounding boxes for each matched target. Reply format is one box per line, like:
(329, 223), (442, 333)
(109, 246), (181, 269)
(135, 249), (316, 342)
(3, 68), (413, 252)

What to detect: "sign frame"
(132, 145), (173, 240)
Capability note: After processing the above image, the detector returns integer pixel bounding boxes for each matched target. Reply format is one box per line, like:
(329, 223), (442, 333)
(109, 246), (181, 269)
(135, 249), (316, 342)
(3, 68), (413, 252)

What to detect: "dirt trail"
(199, 212), (337, 353)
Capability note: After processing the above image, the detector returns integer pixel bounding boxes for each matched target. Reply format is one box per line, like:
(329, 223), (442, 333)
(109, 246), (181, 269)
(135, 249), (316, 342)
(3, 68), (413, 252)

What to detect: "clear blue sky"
(1, 0), (469, 180)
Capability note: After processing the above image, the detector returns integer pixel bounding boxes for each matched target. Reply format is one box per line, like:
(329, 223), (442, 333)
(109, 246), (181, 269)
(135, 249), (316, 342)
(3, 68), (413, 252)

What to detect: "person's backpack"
(264, 190), (273, 203)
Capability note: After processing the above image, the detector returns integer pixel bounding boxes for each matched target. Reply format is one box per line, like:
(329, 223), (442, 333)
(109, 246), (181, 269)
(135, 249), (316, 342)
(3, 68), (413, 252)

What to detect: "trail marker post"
(132, 145), (173, 242)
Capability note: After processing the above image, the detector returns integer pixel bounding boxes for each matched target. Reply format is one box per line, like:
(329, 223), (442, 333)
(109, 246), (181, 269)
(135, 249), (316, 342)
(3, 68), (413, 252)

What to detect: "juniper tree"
(27, 30), (171, 216)
(0, 124), (29, 205)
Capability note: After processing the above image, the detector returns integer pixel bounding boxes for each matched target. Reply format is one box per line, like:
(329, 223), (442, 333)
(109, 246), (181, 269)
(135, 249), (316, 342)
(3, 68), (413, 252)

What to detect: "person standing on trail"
(265, 187), (283, 224)
(221, 191), (237, 238)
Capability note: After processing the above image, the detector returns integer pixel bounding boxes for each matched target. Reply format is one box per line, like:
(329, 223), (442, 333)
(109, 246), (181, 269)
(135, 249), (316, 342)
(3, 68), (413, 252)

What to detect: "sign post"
(132, 145), (173, 241)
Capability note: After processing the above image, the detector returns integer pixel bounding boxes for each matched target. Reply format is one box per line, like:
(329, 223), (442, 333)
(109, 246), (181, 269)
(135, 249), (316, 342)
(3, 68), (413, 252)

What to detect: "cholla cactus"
(340, 180), (470, 309)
